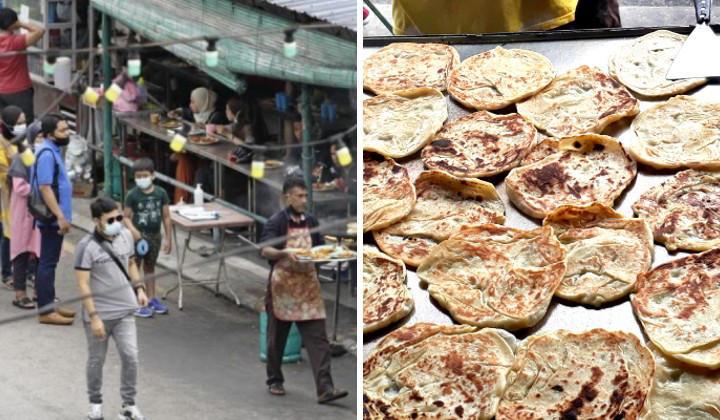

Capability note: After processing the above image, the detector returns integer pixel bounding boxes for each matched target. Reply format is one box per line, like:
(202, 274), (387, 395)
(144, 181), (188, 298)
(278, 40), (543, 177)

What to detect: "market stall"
(362, 26), (720, 416)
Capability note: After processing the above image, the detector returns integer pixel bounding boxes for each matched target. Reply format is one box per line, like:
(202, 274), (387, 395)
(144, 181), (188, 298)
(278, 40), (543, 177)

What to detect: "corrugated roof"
(251, 0), (356, 32)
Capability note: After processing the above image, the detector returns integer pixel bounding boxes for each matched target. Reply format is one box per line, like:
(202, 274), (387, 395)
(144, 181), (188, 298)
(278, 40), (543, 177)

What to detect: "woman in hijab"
(170, 87), (224, 202)
(0, 105), (22, 288)
(7, 120), (41, 308)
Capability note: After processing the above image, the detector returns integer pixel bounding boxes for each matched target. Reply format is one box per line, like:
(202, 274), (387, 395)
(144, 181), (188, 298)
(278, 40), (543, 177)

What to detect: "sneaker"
(118, 403), (145, 420)
(148, 298), (168, 315)
(1, 276), (13, 290)
(134, 306), (154, 318)
(87, 403), (103, 420)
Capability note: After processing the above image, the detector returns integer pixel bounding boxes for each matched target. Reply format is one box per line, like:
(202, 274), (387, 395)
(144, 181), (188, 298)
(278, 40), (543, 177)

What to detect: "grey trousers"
(84, 315), (138, 405)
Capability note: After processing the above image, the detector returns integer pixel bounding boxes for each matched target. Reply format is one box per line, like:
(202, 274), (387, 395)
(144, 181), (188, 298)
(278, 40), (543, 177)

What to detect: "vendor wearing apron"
(260, 176), (348, 404)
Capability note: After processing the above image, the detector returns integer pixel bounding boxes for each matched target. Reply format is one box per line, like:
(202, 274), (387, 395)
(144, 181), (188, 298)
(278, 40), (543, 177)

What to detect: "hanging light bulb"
(82, 86), (100, 107)
(43, 54), (56, 76)
(335, 137), (352, 167)
(20, 142), (35, 167)
(283, 29), (297, 58)
(104, 77), (126, 103)
(170, 134), (187, 152)
(251, 149), (265, 179)
(205, 38), (219, 67)
(127, 50), (141, 77)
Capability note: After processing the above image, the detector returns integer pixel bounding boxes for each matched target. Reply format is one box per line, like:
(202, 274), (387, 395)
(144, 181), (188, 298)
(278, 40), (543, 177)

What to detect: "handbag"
(28, 149), (60, 224)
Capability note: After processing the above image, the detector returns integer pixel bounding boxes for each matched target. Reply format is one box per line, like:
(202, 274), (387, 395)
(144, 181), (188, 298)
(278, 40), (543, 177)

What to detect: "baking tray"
(362, 26), (720, 360)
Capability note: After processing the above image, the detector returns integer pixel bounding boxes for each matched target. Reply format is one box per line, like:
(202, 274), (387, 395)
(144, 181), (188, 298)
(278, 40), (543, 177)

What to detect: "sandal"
(12, 296), (35, 310)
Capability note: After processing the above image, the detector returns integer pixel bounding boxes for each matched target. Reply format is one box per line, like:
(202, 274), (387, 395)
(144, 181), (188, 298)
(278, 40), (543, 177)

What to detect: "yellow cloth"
(392, 0), (578, 35)
(0, 138), (17, 239)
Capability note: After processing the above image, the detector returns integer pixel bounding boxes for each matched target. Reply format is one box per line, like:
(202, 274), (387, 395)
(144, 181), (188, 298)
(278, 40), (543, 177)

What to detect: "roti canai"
(363, 246), (413, 334)
(363, 157), (416, 232)
(417, 224), (566, 330)
(364, 323), (516, 420)
(447, 46), (554, 110)
(544, 203), (654, 306)
(505, 134), (637, 219)
(374, 170), (505, 267)
(517, 65), (639, 137)
(364, 88), (448, 159)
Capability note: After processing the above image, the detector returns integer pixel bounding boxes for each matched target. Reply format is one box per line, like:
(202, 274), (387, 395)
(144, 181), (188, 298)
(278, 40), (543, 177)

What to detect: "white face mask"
(12, 123), (26, 137)
(135, 177), (153, 190)
(103, 220), (122, 237)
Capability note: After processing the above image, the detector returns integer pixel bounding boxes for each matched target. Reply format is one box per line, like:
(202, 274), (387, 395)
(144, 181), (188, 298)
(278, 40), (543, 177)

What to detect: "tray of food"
(160, 119), (183, 129)
(265, 159), (284, 169)
(287, 245), (357, 262)
(362, 27), (720, 419)
(313, 181), (339, 191)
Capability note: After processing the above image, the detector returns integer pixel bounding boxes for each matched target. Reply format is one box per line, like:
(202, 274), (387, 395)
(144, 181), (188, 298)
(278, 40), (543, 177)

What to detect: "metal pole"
(300, 84), (314, 211)
(101, 13), (113, 196)
(364, 0), (394, 34)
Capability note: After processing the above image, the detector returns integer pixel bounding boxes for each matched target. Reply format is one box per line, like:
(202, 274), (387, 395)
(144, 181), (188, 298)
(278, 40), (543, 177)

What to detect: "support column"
(300, 84), (314, 211)
(101, 12), (113, 196)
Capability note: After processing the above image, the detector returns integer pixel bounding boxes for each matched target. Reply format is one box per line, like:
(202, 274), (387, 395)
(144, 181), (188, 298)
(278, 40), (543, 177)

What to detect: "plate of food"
(265, 159), (284, 169)
(286, 245), (356, 261)
(189, 135), (220, 145)
(313, 181), (337, 192)
(161, 119), (182, 129)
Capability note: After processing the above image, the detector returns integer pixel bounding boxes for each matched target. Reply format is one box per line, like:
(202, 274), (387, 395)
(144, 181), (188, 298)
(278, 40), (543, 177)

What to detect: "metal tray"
(362, 27), (719, 359)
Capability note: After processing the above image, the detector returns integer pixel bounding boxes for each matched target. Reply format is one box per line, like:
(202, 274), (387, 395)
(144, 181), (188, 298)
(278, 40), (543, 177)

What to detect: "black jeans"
(13, 252), (37, 292)
(37, 227), (64, 313)
(0, 87), (35, 122)
(265, 291), (334, 396)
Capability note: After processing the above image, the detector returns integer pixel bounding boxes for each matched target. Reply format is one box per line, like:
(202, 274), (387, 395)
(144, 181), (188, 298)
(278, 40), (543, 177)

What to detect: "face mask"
(135, 177), (152, 190)
(103, 220), (122, 237)
(54, 136), (70, 146)
(12, 124), (26, 137)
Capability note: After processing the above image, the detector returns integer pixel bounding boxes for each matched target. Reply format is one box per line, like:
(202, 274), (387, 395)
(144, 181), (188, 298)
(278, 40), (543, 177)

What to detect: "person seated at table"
(169, 87), (223, 203)
(123, 158), (172, 318)
(223, 94), (268, 145)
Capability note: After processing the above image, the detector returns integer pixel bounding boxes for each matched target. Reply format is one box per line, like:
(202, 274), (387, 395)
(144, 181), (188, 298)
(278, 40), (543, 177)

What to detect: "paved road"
(0, 229), (356, 420)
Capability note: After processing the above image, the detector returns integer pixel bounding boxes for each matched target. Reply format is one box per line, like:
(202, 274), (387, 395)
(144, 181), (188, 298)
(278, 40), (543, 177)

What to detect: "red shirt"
(0, 34), (32, 94)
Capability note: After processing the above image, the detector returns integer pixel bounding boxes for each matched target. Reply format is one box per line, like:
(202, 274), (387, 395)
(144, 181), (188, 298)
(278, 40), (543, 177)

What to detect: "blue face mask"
(135, 177), (153, 190)
(103, 220), (122, 237)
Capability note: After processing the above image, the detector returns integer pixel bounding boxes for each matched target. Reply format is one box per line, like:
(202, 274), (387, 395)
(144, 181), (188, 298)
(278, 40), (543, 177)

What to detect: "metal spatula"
(666, 0), (720, 79)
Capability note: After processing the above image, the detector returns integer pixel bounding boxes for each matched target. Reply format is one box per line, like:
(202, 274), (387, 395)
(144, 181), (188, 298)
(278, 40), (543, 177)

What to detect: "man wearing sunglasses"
(75, 197), (148, 420)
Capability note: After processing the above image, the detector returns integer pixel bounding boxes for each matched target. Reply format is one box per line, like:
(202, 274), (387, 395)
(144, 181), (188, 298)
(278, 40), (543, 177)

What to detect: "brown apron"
(269, 224), (326, 321)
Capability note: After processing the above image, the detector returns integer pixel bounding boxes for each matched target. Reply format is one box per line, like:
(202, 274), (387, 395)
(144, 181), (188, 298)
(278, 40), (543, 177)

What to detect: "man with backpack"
(31, 114), (75, 325)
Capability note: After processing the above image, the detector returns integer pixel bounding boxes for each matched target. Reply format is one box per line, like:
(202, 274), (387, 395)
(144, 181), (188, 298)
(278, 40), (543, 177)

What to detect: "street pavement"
(0, 228), (357, 420)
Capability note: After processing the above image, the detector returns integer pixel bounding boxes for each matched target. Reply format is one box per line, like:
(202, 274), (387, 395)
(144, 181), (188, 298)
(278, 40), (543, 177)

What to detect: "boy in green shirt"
(124, 158), (172, 318)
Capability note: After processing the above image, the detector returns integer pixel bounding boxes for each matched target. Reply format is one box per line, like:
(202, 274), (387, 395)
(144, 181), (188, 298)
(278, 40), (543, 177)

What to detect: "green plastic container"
(259, 311), (302, 363)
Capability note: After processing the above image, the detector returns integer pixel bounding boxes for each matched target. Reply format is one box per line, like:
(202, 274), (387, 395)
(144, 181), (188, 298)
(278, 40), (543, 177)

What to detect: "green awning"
(91, 0), (356, 89)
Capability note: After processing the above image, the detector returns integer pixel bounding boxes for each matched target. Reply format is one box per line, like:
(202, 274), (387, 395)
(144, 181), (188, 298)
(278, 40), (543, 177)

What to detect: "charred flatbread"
(447, 47), (554, 110)
(496, 329), (654, 420)
(544, 204), (654, 306)
(363, 43), (460, 95)
(517, 65), (639, 137)
(364, 88), (448, 158)
(628, 95), (720, 170)
(609, 30), (707, 98)
(640, 344), (720, 420)
(632, 248), (720, 369)
(364, 323), (516, 420)
(421, 111), (537, 178)
(363, 246), (413, 334)
(374, 170), (505, 267)
(363, 157), (416, 232)
(417, 224), (566, 330)
(505, 134), (637, 219)
(632, 170), (720, 252)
